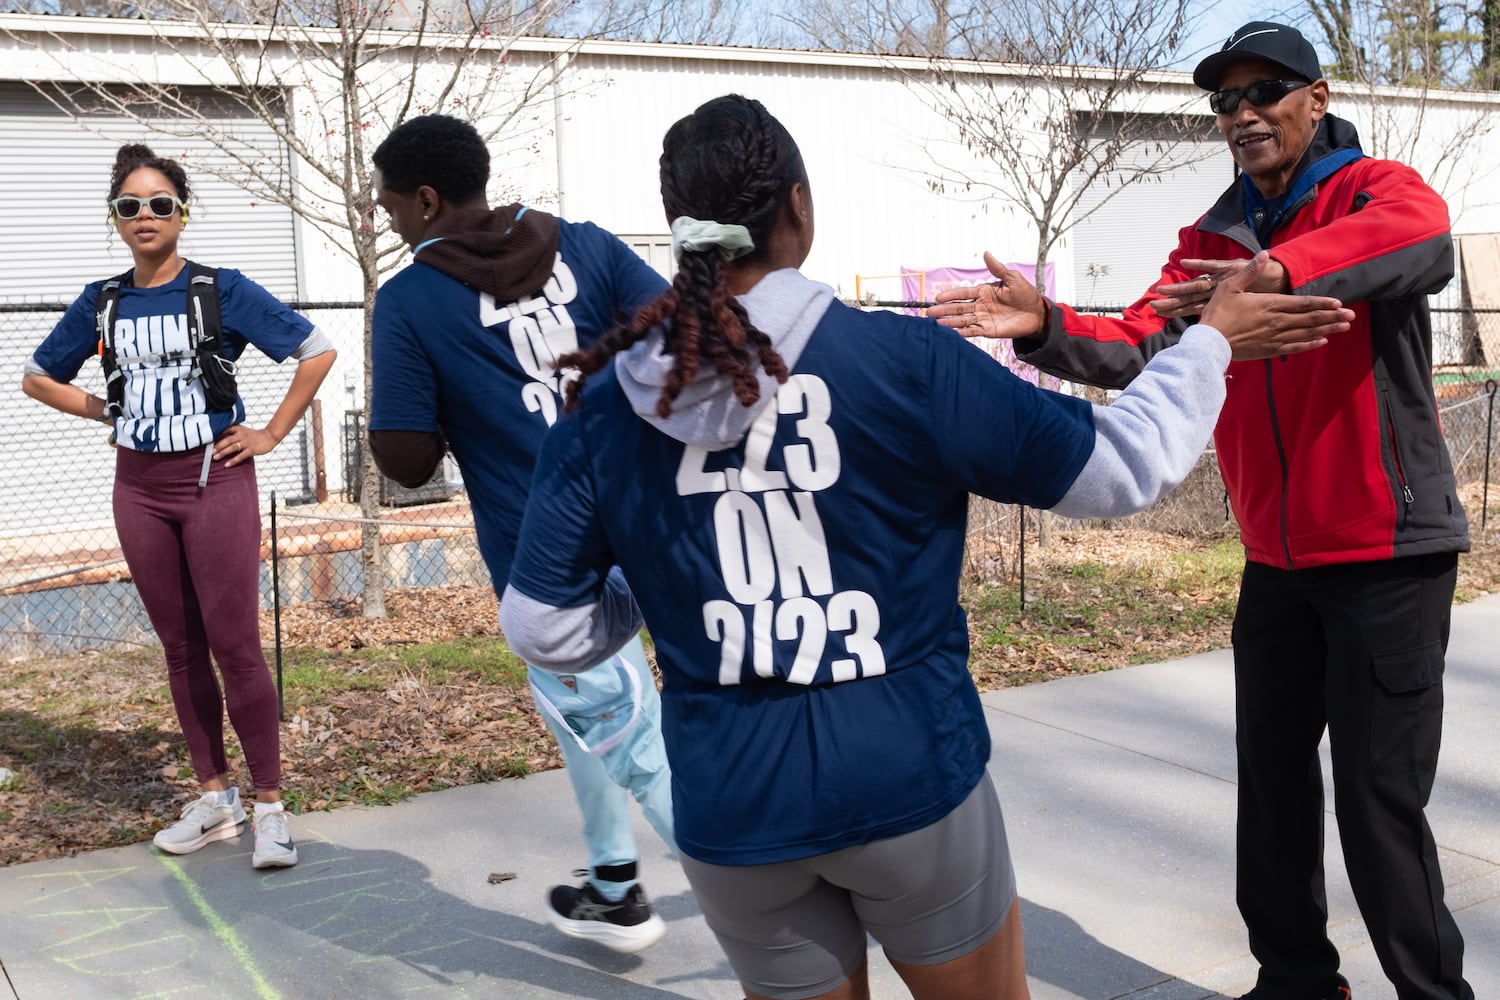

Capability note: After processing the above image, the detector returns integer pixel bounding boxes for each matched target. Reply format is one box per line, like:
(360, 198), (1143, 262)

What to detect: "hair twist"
(562, 95), (801, 415)
(108, 143), (191, 206)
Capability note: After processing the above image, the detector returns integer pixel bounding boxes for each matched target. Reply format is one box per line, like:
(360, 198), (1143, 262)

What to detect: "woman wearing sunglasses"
(21, 143), (336, 870)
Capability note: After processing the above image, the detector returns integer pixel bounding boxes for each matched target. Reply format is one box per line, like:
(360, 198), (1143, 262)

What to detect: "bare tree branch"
(880, 0), (1201, 282)
(1301, 0), (1500, 205)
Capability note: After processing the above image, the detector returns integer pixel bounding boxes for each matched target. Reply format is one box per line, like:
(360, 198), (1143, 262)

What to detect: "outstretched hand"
(928, 251), (1048, 340)
(1199, 251), (1354, 360)
(1151, 255), (1290, 318)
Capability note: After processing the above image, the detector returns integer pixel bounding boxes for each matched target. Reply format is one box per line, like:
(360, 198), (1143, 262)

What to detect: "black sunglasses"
(1209, 79), (1309, 115)
(111, 195), (184, 220)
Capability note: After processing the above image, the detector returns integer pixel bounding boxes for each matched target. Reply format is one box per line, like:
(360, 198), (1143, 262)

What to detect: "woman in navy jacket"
(500, 95), (1350, 1000)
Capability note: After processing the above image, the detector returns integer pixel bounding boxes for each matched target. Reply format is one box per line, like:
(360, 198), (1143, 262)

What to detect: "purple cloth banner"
(901, 263), (1060, 388)
(901, 262), (1055, 303)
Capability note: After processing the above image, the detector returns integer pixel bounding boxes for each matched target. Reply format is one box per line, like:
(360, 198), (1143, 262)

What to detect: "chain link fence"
(4, 300), (1500, 658)
(0, 300), (444, 656)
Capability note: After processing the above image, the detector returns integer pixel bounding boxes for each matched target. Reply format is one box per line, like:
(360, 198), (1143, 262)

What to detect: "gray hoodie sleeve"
(1049, 324), (1230, 519)
(499, 569), (644, 673)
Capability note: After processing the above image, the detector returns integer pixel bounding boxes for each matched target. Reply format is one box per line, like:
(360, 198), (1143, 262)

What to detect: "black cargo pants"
(1231, 552), (1472, 1000)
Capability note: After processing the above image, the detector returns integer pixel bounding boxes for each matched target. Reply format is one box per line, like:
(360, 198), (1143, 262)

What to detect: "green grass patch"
(1161, 536), (1244, 587)
(1065, 561), (1108, 581)
(278, 648), (389, 697)
(2, 714), (76, 762)
(962, 535), (1244, 678)
(332, 770), (415, 807)
(392, 637), (528, 687)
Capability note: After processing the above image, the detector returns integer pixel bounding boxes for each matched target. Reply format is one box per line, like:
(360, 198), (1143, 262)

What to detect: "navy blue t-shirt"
(369, 219), (666, 591)
(31, 265), (313, 452)
(509, 301), (1096, 864)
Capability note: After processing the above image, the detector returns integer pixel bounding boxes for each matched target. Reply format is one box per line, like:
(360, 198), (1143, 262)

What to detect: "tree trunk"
(1485, 0), (1500, 88)
(359, 263), (386, 619)
(1033, 244), (1054, 547)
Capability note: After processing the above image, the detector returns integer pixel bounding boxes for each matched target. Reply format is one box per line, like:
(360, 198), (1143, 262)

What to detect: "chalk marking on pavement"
(41, 906), (171, 950)
(157, 855), (282, 1000)
(16, 866), (138, 906)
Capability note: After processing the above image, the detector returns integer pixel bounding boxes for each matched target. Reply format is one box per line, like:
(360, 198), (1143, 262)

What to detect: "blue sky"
(1173, 0), (1317, 71)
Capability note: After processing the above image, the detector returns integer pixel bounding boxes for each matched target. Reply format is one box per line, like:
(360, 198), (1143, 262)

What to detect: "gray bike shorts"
(680, 770), (1016, 1000)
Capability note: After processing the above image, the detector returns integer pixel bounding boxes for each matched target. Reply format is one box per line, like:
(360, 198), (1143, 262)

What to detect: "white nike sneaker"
(251, 805), (298, 869)
(153, 788), (247, 855)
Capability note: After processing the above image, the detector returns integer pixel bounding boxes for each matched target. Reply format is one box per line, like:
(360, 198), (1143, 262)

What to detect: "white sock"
(254, 801), (284, 818)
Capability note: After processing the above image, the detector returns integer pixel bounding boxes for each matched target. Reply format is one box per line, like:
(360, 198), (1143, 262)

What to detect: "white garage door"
(0, 82), (300, 301)
(1069, 118), (1236, 311)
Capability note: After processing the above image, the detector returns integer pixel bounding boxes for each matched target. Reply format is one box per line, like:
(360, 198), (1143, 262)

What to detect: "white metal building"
(0, 15), (1497, 519)
(1, 19), (1493, 302)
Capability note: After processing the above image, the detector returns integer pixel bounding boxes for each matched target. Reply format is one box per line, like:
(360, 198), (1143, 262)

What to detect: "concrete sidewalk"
(3, 596), (1497, 1000)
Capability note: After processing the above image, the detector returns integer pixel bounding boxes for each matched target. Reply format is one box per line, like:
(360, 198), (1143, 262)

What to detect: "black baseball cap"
(1192, 21), (1323, 91)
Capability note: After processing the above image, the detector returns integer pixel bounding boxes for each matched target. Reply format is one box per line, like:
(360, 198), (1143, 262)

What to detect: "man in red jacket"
(929, 20), (1473, 1000)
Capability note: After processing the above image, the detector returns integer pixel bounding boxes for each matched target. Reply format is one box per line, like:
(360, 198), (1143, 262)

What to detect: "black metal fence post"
(1484, 380), (1497, 530)
(1018, 505), (1027, 617)
(271, 490), (284, 720)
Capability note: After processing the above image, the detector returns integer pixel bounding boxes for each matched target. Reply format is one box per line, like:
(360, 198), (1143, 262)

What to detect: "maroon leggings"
(113, 446), (281, 792)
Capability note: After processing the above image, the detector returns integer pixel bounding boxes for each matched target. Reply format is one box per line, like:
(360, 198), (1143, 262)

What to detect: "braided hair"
(561, 94), (804, 416)
(109, 143), (191, 207)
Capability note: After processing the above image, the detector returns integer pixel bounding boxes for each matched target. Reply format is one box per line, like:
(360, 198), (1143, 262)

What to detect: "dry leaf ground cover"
(6, 519), (1500, 868)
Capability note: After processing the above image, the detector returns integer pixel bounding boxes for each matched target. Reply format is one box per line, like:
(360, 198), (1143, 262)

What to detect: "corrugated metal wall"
(1069, 129), (1237, 308)
(554, 53), (1046, 300)
(0, 83), (299, 301)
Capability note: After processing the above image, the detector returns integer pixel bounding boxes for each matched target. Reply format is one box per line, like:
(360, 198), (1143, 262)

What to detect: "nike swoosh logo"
(274, 840), (294, 851)
(199, 819), (228, 835)
(1225, 27), (1279, 50)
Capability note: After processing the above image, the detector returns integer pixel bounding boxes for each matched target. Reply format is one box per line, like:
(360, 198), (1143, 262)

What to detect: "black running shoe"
(547, 877), (665, 954)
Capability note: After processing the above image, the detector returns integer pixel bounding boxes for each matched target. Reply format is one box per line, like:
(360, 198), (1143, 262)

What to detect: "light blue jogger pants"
(529, 633), (675, 901)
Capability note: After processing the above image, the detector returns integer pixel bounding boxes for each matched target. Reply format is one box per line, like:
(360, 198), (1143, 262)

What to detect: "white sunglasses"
(111, 195), (184, 220)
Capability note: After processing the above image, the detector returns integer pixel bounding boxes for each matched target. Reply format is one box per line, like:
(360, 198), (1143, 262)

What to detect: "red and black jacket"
(1017, 115), (1469, 569)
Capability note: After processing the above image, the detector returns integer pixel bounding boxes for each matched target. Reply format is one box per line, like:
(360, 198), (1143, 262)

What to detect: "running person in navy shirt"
(499, 95), (1354, 999)
(22, 143), (335, 869)
(367, 114), (674, 953)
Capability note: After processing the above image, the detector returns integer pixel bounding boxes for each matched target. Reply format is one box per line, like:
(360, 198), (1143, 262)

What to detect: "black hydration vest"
(95, 261), (238, 416)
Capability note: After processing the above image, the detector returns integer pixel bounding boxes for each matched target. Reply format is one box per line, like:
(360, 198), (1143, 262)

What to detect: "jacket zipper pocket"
(1265, 359), (1295, 567)
(1380, 383), (1414, 524)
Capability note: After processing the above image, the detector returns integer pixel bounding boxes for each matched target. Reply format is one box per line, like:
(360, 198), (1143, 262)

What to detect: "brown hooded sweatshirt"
(368, 205), (560, 487)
